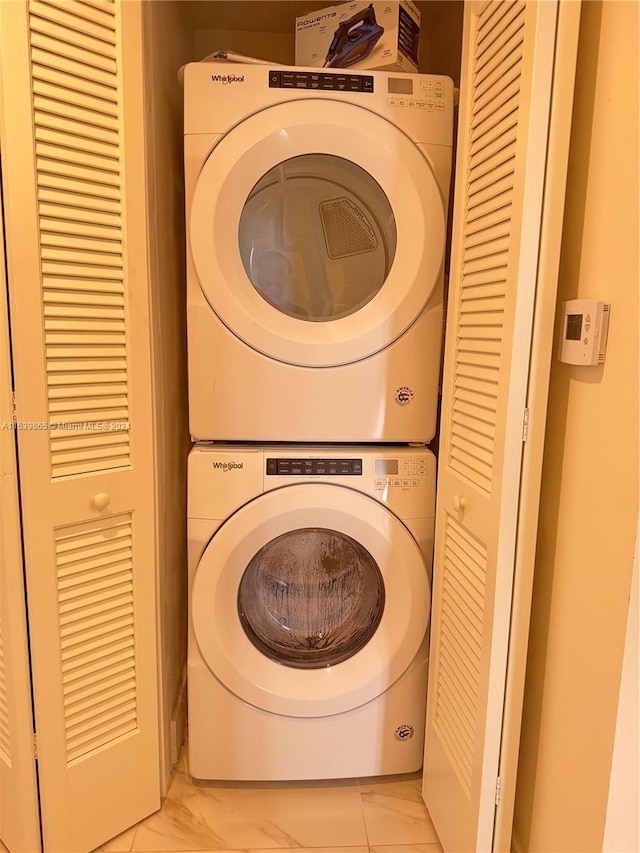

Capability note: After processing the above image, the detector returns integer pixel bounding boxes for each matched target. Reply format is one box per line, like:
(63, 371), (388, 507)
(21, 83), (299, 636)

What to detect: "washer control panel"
(373, 456), (430, 490)
(266, 456), (429, 486)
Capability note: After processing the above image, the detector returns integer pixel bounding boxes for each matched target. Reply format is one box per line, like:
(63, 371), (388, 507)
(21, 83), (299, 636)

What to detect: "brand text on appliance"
(210, 74), (245, 84)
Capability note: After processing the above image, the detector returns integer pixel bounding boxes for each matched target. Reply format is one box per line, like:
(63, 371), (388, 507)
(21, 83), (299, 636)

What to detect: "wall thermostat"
(559, 299), (610, 365)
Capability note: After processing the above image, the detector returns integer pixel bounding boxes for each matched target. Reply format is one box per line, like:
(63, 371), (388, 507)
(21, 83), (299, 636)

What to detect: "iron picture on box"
(295, 1), (421, 72)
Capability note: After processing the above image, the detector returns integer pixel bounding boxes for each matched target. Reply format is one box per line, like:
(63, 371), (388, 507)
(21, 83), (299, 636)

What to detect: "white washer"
(185, 64), (453, 442)
(188, 444), (436, 780)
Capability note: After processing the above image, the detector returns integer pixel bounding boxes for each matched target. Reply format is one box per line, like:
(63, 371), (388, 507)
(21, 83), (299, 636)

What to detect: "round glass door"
(238, 527), (385, 668)
(238, 155), (397, 322)
(189, 99), (447, 367)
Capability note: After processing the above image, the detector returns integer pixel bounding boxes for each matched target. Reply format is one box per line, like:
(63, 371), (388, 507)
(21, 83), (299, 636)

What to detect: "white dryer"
(188, 444), (436, 780)
(185, 64), (453, 442)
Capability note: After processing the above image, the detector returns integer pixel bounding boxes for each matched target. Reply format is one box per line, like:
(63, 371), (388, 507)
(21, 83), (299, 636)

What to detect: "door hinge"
(495, 776), (502, 805)
(522, 407), (530, 442)
(33, 733), (38, 759)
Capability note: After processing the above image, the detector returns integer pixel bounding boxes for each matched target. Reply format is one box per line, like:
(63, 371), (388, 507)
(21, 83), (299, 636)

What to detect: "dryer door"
(189, 99), (446, 367)
(192, 483), (430, 717)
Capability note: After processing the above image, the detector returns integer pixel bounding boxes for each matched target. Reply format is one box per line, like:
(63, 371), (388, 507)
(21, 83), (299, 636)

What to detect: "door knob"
(92, 492), (111, 511)
(452, 495), (466, 512)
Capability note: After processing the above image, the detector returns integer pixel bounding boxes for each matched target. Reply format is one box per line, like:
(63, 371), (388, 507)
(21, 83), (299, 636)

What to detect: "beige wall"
(513, 2), (639, 850)
(143, 1), (196, 789)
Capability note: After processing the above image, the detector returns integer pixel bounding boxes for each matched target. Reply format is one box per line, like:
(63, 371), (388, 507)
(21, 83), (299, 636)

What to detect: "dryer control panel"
(267, 457), (363, 476)
(268, 69), (374, 93)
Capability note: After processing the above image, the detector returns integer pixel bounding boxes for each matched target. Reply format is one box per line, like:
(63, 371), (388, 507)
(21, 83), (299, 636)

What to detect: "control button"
(402, 479), (410, 487)
(398, 99), (406, 106)
(586, 314), (591, 322)
(584, 337), (589, 345)
(362, 76), (374, 93)
(388, 98), (397, 106)
(269, 71), (281, 87)
(374, 478), (384, 489)
(585, 323), (591, 332)
(393, 479), (401, 487)
(417, 101), (427, 108)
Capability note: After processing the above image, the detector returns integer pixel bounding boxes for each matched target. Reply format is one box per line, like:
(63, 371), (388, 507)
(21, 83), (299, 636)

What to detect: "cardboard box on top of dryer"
(295, 1), (421, 73)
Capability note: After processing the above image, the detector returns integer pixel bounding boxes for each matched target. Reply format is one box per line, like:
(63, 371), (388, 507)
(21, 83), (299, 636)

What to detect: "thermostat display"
(566, 314), (582, 341)
(559, 299), (610, 365)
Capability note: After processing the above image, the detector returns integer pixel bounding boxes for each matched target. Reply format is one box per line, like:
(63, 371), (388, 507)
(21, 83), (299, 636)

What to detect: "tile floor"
(94, 740), (443, 853)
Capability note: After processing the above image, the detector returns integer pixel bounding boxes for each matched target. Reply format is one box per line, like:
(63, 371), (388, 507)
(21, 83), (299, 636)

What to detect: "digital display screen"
(375, 459), (398, 475)
(566, 314), (583, 341)
(388, 78), (413, 95)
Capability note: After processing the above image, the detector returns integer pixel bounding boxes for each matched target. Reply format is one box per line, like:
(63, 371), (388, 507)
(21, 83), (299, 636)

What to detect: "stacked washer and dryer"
(184, 63), (453, 780)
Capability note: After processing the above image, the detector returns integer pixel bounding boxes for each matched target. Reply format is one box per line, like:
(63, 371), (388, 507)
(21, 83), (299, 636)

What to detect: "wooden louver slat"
(0, 618), (11, 765)
(55, 515), (138, 764)
(450, 0), (526, 496)
(30, 0), (117, 45)
(29, 36), (129, 468)
(27, 0), (130, 479)
(433, 516), (487, 796)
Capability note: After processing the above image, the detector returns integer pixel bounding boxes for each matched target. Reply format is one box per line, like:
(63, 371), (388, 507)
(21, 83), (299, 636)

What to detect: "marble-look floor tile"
(131, 849), (368, 853)
(360, 776), (440, 846)
(370, 844), (443, 853)
(132, 767), (368, 851)
(96, 825), (138, 852)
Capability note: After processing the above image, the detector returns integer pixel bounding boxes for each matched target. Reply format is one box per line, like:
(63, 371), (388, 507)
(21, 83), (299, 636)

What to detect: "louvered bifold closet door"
(0, 153), (42, 853)
(0, 2), (159, 851)
(422, 2), (572, 850)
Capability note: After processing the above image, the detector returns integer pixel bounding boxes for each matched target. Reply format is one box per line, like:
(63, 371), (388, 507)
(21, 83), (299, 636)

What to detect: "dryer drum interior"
(238, 154), (398, 322)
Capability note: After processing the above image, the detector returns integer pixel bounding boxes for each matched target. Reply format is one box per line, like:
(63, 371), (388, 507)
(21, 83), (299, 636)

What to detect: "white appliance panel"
(187, 444), (436, 780)
(185, 64), (452, 442)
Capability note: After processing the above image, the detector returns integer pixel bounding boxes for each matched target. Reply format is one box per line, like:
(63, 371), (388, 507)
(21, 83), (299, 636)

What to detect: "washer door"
(189, 99), (446, 367)
(192, 484), (430, 718)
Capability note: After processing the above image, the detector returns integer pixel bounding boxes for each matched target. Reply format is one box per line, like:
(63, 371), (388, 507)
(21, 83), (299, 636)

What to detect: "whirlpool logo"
(210, 74), (245, 85)
(212, 461), (244, 471)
